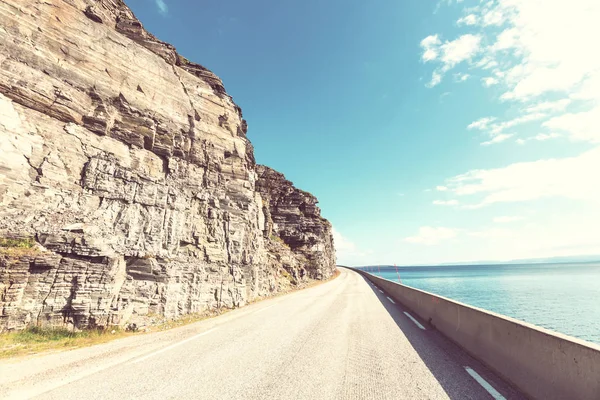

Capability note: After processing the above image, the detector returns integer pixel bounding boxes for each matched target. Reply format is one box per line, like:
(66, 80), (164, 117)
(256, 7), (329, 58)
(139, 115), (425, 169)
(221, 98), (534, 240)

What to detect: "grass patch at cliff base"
(0, 326), (132, 359)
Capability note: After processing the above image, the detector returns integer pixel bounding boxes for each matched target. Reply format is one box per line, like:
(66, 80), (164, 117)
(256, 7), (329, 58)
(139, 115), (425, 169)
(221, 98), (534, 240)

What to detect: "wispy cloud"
(433, 199), (459, 206)
(481, 133), (513, 146)
(441, 147), (600, 208)
(421, 34), (482, 87)
(155, 0), (168, 15)
(421, 0), (600, 145)
(457, 14), (477, 26)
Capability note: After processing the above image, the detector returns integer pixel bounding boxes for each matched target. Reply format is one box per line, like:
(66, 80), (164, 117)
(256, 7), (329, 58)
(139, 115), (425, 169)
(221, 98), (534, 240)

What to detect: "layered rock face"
(0, 0), (335, 331)
(256, 166), (335, 280)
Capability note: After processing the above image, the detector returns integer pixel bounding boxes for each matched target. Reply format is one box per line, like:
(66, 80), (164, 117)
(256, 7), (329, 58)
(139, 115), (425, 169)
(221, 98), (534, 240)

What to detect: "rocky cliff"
(256, 166), (335, 280)
(0, 0), (336, 331)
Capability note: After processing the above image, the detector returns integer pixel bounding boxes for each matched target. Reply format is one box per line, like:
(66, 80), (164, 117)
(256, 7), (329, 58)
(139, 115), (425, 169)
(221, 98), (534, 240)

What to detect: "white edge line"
(386, 296), (395, 304)
(130, 328), (216, 364)
(403, 311), (426, 330)
(464, 367), (506, 400)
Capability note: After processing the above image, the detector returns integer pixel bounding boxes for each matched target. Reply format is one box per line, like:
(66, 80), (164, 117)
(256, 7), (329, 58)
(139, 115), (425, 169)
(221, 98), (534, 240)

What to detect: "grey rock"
(0, 0), (335, 331)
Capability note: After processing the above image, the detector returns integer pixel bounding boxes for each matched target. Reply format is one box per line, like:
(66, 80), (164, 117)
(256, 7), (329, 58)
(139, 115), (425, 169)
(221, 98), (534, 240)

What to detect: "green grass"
(0, 237), (35, 249)
(0, 237), (39, 257)
(12, 326), (85, 342)
(0, 326), (131, 358)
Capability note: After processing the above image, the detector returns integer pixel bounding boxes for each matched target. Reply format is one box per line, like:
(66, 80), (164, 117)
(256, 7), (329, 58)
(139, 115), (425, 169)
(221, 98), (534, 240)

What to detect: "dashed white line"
(465, 367), (506, 400)
(130, 328), (216, 364)
(378, 289), (384, 293)
(403, 311), (426, 330)
(386, 296), (395, 304)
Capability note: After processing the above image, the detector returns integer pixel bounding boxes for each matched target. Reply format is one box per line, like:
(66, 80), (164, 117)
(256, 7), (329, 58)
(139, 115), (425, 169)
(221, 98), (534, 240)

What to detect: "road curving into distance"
(0, 268), (525, 399)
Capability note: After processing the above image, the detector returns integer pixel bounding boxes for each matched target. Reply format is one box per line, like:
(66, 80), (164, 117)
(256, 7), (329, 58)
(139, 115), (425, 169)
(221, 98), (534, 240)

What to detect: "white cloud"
(454, 73), (470, 82)
(421, 35), (441, 62)
(404, 227), (458, 245)
(534, 133), (560, 141)
(489, 0), (600, 102)
(428, 0), (600, 145)
(491, 27), (519, 51)
(543, 107), (600, 143)
(428, 72), (442, 87)
(155, 0), (168, 15)
(428, 71), (442, 88)
(433, 199), (459, 206)
(481, 133), (513, 146)
(421, 35), (441, 48)
(475, 57), (498, 70)
(436, 185), (448, 191)
(526, 99), (571, 114)
(468, 117), (496, 130)
(469, 112), (548, 144)
(482, 77), (498, 87)
(516, 138), (526, 145)
(493, 216), (523, 223)
(421, 34), (482, 86)
(445, 147), (600, 207)
(422, 49), (439, 62)
(487, 112), (547, 135)
(440, 34), (482, 69)
(457, 14), (478, 26)
(481, 9), (506, 26)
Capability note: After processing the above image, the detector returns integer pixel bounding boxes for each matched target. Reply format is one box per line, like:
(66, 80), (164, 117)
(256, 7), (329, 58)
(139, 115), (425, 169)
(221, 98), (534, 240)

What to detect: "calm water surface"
(363, 263), (600, 344)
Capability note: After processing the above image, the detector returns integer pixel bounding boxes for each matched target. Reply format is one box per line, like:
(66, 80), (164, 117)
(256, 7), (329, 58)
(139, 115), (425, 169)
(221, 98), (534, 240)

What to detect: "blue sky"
(127, 0), (600, 265)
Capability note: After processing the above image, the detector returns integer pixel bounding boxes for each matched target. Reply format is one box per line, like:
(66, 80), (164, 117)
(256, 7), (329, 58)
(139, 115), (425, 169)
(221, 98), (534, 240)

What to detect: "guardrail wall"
(351, 268), (600, 400)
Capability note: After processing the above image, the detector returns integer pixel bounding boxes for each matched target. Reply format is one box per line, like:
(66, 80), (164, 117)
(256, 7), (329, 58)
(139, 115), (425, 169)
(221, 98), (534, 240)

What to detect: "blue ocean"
(362, 263), (600, 345)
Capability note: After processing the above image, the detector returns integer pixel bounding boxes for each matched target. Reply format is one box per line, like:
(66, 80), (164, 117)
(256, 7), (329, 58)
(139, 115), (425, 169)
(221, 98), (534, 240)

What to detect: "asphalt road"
(0, 268), (525, 399)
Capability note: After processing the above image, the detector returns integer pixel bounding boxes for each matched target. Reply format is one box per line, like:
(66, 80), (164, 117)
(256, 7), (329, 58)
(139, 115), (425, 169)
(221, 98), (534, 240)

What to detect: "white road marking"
(386, 296), (395, 304)
(465, 367), (506, 400)
(403, 312), (426, 330)
(130, 328), (216, 364)
(378, 289), (384, 293)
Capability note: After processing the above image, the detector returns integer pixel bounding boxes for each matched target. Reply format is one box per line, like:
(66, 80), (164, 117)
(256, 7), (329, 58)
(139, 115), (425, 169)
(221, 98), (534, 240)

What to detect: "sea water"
(363, 263), (600, 344)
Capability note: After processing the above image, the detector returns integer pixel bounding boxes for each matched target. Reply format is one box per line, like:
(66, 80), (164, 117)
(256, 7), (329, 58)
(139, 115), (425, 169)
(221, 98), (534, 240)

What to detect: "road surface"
(0, 268), (525, 399)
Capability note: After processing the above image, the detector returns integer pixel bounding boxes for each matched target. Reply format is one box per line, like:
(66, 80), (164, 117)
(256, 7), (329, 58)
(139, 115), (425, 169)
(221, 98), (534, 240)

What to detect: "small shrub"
(0, 237), (39, 257)
(0, 237), (35, 249)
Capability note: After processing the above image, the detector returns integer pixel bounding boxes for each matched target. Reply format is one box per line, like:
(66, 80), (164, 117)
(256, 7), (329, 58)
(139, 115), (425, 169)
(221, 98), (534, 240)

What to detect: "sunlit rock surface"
(0, 0), (335, 331)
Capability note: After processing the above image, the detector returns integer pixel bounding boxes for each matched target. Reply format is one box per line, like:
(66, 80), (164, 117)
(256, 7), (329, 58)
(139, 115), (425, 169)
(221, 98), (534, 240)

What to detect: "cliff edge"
(0, 0), (335, 331)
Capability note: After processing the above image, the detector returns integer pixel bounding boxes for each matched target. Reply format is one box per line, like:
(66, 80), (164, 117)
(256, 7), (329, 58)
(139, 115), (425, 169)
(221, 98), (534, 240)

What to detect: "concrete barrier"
(351, 268), (600, 400)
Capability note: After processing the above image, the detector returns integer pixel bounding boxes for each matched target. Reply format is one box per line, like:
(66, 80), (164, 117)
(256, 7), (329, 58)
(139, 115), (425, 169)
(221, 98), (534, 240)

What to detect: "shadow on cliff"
(354, 272), (523, 400)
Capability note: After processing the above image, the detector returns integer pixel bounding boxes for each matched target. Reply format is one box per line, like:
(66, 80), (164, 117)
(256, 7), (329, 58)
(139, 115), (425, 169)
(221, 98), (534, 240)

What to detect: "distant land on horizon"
(356, 254), (600, 269)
